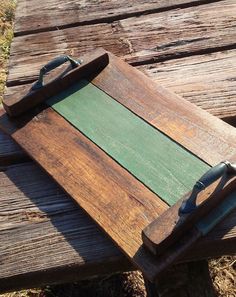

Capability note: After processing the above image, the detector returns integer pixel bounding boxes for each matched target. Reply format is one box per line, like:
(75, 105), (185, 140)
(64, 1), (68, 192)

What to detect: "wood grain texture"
(1, 0), (236, 290)
(0, 107), (170, 281)
(5, 49), (236, 123)
(0, 161), (236, 291)
(0, 162), (131, 292)
(92, 53), (236, 166)
(7, 0), (236, 85)
(138, 49), (236, 121)
(3, 51), (236, 279)
(48, 79), (209, 206)
(14, 0), (205, 35)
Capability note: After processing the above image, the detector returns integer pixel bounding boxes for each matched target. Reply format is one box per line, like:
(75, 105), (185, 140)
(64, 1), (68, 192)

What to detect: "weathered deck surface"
(0, 0), (236, 292)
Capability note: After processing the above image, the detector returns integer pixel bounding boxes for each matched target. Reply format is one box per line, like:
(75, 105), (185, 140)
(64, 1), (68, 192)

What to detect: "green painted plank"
(47, 80), (209, 205)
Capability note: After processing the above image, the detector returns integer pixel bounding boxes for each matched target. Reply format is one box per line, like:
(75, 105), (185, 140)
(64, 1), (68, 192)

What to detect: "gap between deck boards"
(14, 0), (223, 36)
(7, 0), (236, 86)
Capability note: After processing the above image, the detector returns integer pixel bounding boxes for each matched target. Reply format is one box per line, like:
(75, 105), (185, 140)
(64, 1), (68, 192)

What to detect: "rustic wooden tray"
(1, 48), (236, 281)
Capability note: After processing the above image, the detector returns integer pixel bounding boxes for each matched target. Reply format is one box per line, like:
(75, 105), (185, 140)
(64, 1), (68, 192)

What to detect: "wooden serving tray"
(1, 48), (236, 281)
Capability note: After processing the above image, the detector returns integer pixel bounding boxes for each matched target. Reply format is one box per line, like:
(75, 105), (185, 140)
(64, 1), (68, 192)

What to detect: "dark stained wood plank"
(7, 0), (236, 85)
(138, 50), (236, 122)
(0, 108), (169, 281)
(1, 162), (236, 292)
(0, 0), (235, 290)
(14, 0), (206, 36)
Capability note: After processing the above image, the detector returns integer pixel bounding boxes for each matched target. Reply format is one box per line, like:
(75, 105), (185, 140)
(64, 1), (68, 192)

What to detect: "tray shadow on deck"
(3, 161), (124, 262)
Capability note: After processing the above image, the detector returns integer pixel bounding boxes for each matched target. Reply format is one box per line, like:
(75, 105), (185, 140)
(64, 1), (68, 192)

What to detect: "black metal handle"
(31, 55), (82, 90)
(179, 161), (236, 214)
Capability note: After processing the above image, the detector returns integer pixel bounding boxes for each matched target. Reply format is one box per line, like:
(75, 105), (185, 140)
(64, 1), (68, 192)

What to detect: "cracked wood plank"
(7, 0), (236, 85)
(14, 0), (205, 36)
(0, 161), (236, 292)
(138, 49), (236, 122)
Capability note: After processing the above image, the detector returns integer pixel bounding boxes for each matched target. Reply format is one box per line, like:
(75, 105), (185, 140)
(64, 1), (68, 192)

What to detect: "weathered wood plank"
(5, 49), (236, 122)
(1, 0), (235, 291)
(143, 175), (236, 259)
(0, 107), (26, 165)
(0, 162), (236, 292)
(0, 162), (131, 292)
(7, 0), (236, 85)
(138, 50), (236, 122)
(14, 0), (206, 35)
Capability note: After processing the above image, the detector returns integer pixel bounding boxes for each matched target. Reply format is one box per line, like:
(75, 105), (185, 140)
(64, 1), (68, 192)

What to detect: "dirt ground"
(0, 1), (235, 296)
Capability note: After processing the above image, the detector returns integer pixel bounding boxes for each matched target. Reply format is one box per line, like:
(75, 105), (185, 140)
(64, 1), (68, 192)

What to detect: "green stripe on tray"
(47, 79), (209, 206)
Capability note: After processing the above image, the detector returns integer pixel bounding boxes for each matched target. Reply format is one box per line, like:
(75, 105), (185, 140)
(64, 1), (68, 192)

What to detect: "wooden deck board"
(14, 0), (205, 35)
(0, 111), (27, 165)
(0, 162), (131, 291)
(7, 0), (236, 85)
(5, 49), (236, 121)
(138, 49), (236, 121)
(5, 0), (236, 122)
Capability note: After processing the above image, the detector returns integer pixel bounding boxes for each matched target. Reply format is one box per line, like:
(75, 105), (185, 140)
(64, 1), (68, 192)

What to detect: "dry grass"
(0, 1), (235, 297)
(0, 0), (16, 102)
(210, 256), (236, 297)
(0, 289), (43, 297)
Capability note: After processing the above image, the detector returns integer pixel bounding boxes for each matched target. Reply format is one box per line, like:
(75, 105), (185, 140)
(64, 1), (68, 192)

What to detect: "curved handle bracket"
(32, 55), (82, 90)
